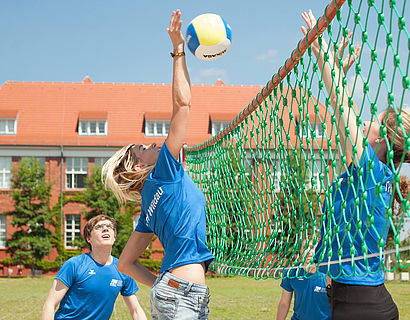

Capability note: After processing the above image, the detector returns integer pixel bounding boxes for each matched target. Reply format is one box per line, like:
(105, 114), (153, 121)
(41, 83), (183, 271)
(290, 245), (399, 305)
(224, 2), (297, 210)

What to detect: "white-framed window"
(95, 157), (109, 168)
(305, 157), (322, 190)
(211, 121), (229, 136)
(298, 121), (323, 139)
(271, 160), (282, 191)
(0, 157), (11, 189)
(21, 157), (45, 167)
(145, 120), (170, 137)
(133, 214), (141, 229)
(0, 215), (6, 247)
(79, 120), (107, 136)
(66, 157), (88, 189)
(0, 119), (17, 135)
(65, 214), (81, 248)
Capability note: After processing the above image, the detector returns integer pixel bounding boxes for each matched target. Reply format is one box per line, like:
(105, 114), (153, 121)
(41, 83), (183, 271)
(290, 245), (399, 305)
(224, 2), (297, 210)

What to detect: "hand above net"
(334, 31), (361, 75)
(301, 9), (360, 76)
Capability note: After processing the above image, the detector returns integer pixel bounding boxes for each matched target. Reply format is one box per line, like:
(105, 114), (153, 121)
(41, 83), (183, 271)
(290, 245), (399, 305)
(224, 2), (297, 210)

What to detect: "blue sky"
(0, 0), (331, 86)
(0, 1), (409, 237)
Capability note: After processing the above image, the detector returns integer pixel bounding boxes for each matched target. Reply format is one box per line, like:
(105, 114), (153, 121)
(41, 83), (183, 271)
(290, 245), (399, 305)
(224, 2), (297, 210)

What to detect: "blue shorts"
(150, 272), (210, 320)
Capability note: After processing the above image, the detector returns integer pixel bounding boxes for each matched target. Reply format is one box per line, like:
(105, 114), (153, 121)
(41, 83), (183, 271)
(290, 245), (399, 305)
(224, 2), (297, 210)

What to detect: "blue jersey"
(54, 253), (138, 320)
(315, 145), (394, 285)
(135, 142), (214, 273)
(281, 268), (330, 320)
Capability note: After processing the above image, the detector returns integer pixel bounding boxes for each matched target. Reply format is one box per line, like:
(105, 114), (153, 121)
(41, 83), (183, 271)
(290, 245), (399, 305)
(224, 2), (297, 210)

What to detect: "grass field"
(0, 276), (409, 319)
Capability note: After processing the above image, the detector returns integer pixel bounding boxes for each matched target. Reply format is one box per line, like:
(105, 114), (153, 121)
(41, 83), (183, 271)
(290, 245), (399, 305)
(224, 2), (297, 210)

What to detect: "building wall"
(0, 78), (333, 276)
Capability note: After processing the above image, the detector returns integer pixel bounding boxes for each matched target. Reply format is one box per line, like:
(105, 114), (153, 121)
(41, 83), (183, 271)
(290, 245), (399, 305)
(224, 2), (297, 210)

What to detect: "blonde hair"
(102, 144), (155, 205)
(382, 108), (410, 214)
(383, 107), (410, 167)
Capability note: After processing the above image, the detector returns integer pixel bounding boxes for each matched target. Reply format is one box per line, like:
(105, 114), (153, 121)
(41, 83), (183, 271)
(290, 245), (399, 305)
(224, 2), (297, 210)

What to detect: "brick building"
(0, 76), (265, 276)
(0, 76), (336, 277)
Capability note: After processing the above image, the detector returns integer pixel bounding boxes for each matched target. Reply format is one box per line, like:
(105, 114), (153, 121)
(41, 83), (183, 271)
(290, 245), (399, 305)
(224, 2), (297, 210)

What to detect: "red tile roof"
(0, 78), (333, 149)
(0, 79), (263, 147)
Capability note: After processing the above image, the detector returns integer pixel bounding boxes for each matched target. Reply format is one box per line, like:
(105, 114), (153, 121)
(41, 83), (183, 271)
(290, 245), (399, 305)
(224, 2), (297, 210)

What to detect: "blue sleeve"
(280, 277), (293, 293)
(135, 209), (153, 233)
(55, 257), (77, 288)
(360, 144), (391, 184)
(151, 142), (183, 182)
(120, 273), (139, 296)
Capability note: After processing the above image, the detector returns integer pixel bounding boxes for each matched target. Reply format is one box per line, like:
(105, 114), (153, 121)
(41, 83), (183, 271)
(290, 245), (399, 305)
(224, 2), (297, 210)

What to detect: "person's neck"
(90, 247), (113, 265)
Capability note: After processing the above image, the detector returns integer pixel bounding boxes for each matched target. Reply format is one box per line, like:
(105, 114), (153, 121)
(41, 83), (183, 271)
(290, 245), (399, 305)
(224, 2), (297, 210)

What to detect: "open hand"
(167, 9), (184, 53)
(334, 31), (361, 74)
(301, 10), (320, 56)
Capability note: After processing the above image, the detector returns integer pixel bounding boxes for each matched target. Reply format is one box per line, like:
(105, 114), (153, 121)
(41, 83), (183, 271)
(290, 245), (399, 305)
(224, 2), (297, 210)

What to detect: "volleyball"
(186, 13), (232, 61)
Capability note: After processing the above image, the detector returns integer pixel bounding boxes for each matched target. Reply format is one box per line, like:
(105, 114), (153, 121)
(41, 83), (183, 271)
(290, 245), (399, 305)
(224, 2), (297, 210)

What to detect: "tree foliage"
(7, 158), (54, 265)
(275, 149), (320, 262)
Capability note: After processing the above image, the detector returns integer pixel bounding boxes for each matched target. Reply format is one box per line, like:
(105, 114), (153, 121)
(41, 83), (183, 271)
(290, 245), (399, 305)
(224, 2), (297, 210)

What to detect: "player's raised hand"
(301, 10), (320, 56)
(334, 31), (361, 74)
(167, 9), (184, 52)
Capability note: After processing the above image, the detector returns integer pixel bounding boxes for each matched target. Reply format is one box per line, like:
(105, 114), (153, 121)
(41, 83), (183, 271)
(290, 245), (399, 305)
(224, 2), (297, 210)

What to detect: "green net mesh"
(185, 0), (410, 279)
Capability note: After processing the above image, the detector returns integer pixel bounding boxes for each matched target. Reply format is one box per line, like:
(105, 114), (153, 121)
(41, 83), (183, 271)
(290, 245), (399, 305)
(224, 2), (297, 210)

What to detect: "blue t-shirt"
(54, 253), (138, 320)
(315, 145), (394, 285)
(281, 268), (330, 320)
(135, 142), (214, 273)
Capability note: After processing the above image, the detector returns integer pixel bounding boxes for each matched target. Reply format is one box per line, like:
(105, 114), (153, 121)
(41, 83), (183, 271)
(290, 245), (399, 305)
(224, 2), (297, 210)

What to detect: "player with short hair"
(41, 214), (147, 320)
(276, 239), (331, 320)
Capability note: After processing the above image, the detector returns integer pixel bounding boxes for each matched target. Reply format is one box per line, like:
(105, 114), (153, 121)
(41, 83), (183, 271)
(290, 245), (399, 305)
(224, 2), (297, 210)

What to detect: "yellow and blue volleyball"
(186, 13), (232, 61)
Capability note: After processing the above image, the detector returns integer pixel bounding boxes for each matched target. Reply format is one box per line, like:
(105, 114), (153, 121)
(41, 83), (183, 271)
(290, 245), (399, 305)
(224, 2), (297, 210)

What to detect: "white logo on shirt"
(110, 279), (123, 287)
(146, 187), (164, 226)
(386, 180), (392, 195)
(314, 286), (326, 293)
(88, 269), (96, 275)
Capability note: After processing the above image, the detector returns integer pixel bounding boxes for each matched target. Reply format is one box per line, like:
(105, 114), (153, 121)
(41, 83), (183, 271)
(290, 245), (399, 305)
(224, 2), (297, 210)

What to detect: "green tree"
(82, 166), (137, 258)
(276, 149), (319, 260)
(7, 157), (54, 271)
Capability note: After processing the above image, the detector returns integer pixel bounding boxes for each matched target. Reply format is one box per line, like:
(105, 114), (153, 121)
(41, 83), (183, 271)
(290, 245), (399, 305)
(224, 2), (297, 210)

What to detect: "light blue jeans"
(150, 272), (210, 320)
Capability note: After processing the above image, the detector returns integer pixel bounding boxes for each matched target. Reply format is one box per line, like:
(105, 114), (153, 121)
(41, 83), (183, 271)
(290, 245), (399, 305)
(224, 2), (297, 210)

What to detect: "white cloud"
(255, 49), (279, 63)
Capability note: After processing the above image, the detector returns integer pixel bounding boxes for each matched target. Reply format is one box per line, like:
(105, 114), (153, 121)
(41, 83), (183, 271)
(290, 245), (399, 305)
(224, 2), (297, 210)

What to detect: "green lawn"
(0, 276), (409, 319)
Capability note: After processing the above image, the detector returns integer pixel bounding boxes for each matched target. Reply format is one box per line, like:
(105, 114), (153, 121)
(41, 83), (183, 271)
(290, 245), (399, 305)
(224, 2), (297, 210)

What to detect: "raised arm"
(166, 9), (191, 159)
(301, 10), (361, 167)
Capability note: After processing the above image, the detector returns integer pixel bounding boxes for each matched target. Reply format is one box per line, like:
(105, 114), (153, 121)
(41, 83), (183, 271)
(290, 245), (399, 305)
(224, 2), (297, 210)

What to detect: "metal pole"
(60, 145), (64, 247)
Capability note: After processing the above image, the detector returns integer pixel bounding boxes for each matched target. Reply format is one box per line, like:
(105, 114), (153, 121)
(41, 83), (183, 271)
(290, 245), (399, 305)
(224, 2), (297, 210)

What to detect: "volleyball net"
(185, 0), (410, 279)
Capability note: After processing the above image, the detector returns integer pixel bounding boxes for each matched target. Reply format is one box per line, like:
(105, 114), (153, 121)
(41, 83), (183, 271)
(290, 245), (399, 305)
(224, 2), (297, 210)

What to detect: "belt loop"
(184, 282), (193, 295)
(158, 272), (166, 282)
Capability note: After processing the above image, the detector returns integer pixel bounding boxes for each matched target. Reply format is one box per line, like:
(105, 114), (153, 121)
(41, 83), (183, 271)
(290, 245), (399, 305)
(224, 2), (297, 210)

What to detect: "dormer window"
(211, 121), (229, 136)
(78, 112), (107, 136)
(144, 112), (171, 137)
(209, 113), (236, 137)
(0, 119), (17, 135)
(297, 120), (323, 139)
(145, 120), (170, 137)
(79, 120), (107, 135)
(0, 110), (18, 135)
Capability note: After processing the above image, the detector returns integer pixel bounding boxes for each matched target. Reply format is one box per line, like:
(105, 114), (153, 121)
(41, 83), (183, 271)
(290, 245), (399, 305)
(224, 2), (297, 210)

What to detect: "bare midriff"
(169, 262), (206, 285)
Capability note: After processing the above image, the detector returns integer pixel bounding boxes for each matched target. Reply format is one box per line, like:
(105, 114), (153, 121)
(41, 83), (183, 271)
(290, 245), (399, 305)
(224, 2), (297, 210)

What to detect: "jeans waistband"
(157, 271), (209, 295)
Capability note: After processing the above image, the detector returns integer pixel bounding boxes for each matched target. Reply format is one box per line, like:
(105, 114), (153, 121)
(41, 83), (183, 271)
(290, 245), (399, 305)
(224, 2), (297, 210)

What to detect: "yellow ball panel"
(191, 13), (227, 46)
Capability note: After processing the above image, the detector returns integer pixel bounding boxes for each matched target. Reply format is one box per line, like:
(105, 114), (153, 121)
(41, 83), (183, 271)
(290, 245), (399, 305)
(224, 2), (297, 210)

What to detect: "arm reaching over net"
(166, 9), (191, 159)
(301, 9), (361, 167)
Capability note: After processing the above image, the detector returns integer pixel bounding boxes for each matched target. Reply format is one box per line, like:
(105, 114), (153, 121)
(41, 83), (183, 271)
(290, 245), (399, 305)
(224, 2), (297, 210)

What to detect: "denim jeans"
(150, 272), (210, 320)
